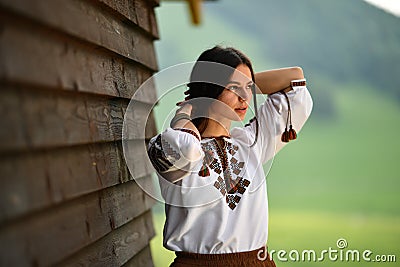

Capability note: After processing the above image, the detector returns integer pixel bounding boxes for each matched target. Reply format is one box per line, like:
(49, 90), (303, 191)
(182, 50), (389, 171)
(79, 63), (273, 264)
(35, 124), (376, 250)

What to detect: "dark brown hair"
(186, 46), (259, 145)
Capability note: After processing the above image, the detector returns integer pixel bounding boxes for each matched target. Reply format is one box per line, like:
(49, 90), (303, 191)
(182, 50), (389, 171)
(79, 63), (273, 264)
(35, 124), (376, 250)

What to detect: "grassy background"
(149, 1), (400, 266)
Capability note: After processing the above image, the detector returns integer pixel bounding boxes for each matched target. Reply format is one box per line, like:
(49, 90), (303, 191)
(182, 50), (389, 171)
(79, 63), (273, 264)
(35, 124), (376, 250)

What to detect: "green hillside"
(155, 0), (400, 118)
(208, 0), (400, 99)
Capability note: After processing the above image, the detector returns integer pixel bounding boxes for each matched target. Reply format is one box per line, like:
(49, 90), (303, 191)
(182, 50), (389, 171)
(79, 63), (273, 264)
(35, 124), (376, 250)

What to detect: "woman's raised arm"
(255, 67), (304, 94)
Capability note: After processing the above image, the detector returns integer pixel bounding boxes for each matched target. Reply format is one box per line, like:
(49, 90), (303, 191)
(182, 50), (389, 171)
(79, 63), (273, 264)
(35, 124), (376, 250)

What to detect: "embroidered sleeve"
(147, 127), (204, 183)
(235, 85), (313, 164)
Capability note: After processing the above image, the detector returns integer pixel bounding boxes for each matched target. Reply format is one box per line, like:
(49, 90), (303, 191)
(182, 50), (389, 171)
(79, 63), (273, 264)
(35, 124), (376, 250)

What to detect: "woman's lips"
(235, 107), (247, 114)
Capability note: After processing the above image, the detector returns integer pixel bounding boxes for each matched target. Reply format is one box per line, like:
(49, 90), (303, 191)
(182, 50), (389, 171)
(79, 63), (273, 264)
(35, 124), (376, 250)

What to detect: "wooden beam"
(0, 11), (157, 99)
(188, 0), (202, 25)
(0, 86), (157, 153)
(0, 0), (158, 69)
(162, 0), (219, 25)
(0, 141), (155, 224)
(57, 213), (155, 266)
(0, 180), (155, 266)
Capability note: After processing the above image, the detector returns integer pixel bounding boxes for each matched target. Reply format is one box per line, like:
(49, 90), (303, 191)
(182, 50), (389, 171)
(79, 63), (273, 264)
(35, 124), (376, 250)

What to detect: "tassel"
(288, 125), (297, 140)
(280, 89), (298, 143)
(281, 128), (290, 143)
(198, 164), (210, 177)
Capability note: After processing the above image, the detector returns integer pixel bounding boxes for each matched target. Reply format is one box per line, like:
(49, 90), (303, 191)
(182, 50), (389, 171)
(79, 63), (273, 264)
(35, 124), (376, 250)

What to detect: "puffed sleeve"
(232, 85), (313, 164)
(147, 127), (204, 183)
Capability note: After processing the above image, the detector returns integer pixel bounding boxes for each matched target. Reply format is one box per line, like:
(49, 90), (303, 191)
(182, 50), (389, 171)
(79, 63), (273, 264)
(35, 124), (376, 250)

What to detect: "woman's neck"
(201, 118), (231, 138)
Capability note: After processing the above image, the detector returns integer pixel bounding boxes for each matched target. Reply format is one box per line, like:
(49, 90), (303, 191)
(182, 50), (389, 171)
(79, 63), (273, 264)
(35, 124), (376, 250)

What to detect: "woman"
(147, 46), (313, 266)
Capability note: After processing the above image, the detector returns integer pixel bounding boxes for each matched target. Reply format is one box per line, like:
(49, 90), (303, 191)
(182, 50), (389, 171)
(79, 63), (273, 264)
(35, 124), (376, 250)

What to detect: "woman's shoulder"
(229, 127), (255, 146)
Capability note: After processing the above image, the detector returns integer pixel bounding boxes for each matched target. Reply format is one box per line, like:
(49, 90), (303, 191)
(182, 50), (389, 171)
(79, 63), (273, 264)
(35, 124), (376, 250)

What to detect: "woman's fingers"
(176, 103), (192, 116)
(176, 95), (191, 106)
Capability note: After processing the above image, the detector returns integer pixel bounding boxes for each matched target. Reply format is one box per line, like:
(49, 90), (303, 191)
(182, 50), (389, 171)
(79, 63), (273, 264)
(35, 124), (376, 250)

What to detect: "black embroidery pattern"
(226, 194), (241, 210)
(226, 143), (239, 156)
(228, 176), (250, 194)
(148, 135), (181, 172)
(214, 176), (227, 196)
(213, 175), (251, 202)
(209, 158), (222, 174)
(199, 138), (250, 210)
(230, 157), (245, 175)
(225, 177), (250, 210)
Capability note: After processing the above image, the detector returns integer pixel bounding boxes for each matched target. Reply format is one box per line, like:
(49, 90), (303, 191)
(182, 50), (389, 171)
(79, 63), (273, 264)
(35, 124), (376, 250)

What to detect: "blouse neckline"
(201, 135), (231, 140)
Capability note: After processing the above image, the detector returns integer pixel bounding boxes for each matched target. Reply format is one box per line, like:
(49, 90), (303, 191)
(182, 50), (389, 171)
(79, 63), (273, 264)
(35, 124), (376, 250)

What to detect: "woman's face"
(209, 64), (253, 122)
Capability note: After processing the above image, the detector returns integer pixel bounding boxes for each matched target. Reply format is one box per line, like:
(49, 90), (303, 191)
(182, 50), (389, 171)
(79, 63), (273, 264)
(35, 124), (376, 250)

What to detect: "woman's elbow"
(291, 66), (304, 79)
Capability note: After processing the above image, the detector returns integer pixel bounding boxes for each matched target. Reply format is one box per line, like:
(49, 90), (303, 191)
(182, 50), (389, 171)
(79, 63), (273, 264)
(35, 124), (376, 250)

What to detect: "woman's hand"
(175, 102), (193, 117)
(171, 102), (201, 139)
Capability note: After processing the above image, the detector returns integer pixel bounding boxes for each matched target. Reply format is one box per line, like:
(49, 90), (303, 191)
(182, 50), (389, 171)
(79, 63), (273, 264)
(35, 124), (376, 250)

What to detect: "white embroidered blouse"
(147, 85), (313, 254)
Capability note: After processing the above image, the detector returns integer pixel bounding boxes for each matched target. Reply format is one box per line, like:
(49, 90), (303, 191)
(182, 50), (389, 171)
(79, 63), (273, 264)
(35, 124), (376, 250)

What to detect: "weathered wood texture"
(0, 138), (155, 224)
(0, 182), (156, 266)
(57, 212), (155, 267)
(0, 0), (159, 265)
(0, 86), (157, 153)
(0, 0), (158, 69)
(0, 10), (157, 100)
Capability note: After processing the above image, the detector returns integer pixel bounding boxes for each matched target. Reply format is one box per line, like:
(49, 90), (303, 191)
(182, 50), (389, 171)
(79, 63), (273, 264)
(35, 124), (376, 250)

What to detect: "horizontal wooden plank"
(0, 15), (158, 100)
(0, 86), (157, 153)
(57, 212), (155, 266)
(98, 0), (159, 38)
(0, 0), (158, 70)
(0, 140), (156, 224)
(122, 245), (154, 267)
(0, 180), (156, 266)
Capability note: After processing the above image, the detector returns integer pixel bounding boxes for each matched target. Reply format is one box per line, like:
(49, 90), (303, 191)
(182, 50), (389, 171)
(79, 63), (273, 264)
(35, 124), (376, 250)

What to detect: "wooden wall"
(0, 0), (159, 265)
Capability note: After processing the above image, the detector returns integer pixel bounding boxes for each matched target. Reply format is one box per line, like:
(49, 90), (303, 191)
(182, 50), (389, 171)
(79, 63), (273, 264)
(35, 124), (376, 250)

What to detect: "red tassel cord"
(280, 89), (297, 142)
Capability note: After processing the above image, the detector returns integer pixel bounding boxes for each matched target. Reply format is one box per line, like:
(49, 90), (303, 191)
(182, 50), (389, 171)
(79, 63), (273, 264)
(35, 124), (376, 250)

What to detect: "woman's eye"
(228, 85), (239, 91)
(247, 83), (254, 90)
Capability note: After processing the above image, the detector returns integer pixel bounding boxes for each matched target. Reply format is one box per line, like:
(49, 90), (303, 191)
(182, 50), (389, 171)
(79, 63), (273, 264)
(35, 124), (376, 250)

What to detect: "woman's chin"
(234, 111), (247, 121)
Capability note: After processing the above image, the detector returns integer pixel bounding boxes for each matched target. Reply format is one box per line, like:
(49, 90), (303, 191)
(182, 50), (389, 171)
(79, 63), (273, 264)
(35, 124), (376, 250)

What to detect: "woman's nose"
(238, 88), (251, 102)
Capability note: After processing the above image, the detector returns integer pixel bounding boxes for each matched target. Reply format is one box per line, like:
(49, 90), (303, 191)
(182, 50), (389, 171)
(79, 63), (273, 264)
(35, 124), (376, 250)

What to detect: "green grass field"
(149, 85), (400, 266)
(151, 210), (400, 267)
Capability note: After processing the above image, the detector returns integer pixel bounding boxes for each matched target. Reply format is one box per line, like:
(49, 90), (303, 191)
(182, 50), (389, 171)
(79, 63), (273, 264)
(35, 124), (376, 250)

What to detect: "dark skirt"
(170, 246), (276, 267)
